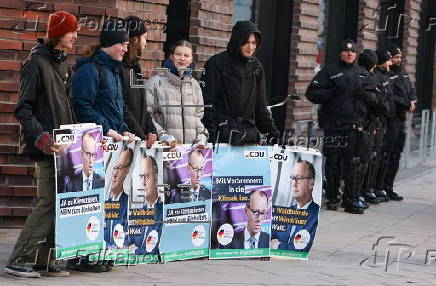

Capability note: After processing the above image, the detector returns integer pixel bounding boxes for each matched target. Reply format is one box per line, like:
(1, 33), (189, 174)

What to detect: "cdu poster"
(270, 146), (323, 259)
(125, 145), (164, 264)
(210, 145), (271, 259)
(53, 124), (105, 260)
(159, 145), (213, 262)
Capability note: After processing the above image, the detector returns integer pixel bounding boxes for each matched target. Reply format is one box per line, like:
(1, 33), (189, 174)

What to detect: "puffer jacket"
(145, 71), (208, 144)
(72, 49), (129, 135)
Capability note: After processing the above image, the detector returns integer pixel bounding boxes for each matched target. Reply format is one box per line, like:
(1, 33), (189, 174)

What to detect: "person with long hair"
(145, 40), (208, 148)
(121, 16), (157, 147)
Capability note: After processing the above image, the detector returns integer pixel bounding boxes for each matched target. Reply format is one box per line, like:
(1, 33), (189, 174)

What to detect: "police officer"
(357, 49), (390, 204)
(306, 39), (370, 214)
(381, 45), (417, 201)
(373, 47), (411, 202)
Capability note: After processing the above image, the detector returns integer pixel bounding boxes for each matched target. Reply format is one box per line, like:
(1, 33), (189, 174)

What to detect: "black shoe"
(67, 259), (108, 273)
(375, 190), (388, 202)
(363, 192), (380, 204)
(34, 265), (70, 277)
(4, 265), (41, 278)
(326, 199), (338, 210)
(387, 191), (403, 201)
(343, 200), (364, 214)
(359, 196), (369, 209)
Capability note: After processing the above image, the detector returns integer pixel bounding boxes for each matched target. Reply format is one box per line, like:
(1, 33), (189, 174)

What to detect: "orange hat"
(47, 11), (78, 38)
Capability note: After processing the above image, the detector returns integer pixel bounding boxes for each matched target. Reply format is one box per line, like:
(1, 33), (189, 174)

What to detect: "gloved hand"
(195, 134), (208, 149)
(34, 132), (58, 155)
(160, 134), (177, 148)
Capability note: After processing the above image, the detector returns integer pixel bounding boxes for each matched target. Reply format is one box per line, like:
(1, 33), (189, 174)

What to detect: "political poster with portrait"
(90, 138), (139, 263)
(210, 145), (272, 259)
(125, 145), (164, 265)
(53, 124), (105, 260)
(159, 145), (213, 262)
(269, 146), (323, 260)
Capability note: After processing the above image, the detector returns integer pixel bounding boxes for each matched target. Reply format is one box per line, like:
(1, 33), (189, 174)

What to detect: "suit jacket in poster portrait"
(129, 201), (163, 255)
(168, 185), (212, 204)
(273, 201), (320, 252)
(104, 191), (129, 248)
(64, 171), (105, 193)
(230, 228), (270, 249)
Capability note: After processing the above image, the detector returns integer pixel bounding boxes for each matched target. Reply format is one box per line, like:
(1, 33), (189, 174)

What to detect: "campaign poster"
(270, 146), (323, 260)
(210, 145), (271, 259)
(53, 124), (105, 260)
(159, 145), (213, 262)
(124, 145), (164, 265)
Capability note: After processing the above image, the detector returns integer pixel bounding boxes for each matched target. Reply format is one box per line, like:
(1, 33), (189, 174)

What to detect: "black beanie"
(100, 19), (129, 48)
(124, 16), (148, 38)
(358, 49), (378, 71)
(376, 48), (392, 65)
(340, 39), (357, 53)
(388, 44), (402, 56)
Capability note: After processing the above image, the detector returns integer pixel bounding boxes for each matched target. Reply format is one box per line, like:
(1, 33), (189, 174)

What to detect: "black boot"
(343, 198), (364, 214)
(363, 191), (381, 204)
(385, 187), (403, 201)
(326, 198), (339, 210)
(374, 189), (388, 202)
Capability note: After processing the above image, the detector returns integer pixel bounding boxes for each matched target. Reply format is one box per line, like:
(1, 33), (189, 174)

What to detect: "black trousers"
(323, 126), (368, 202)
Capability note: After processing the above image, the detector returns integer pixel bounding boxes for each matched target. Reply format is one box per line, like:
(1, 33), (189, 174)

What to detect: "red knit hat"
(47, 11), (78, 38)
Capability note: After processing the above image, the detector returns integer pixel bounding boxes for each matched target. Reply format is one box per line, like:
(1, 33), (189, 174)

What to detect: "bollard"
(419, 110), (430, 162)
(431, 109), (436, 157)
(400, 112), (413, 169)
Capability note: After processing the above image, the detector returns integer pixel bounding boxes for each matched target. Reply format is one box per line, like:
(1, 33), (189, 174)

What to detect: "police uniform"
(306, 40), (370, 214)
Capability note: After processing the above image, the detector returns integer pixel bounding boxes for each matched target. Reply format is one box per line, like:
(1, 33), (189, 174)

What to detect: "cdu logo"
(55, 134), (76, 145)
(271, 153), (288, 162)
(106, 143), (119, 152)
(244, 150), (266, 159)
(162, 152), (182, 161)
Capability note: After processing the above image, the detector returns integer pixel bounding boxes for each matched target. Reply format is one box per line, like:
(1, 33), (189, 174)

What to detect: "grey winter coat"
(145, 72), (208, 144)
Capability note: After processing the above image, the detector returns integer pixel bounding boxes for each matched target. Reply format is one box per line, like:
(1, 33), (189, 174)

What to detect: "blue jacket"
(72, 49), (129, 134)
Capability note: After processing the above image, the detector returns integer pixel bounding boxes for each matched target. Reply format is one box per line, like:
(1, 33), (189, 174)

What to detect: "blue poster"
(210, 145), (271, 259)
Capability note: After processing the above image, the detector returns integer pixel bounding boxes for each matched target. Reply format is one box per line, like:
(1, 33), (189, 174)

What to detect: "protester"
(69, 18), (137, 272)
(72, 19), (135, 144)
(121, 16), (157, 147)
(5, 11), (79, 278)
(145, 39), (208, 148)
(202, 20), (279, 145)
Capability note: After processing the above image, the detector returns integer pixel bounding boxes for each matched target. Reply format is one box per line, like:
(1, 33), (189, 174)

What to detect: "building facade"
(0, 0), (434, 225)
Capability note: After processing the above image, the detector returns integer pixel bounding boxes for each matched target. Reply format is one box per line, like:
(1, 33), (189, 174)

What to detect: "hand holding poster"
(210, 146), (271, 259)
(270, 147), (322, 259)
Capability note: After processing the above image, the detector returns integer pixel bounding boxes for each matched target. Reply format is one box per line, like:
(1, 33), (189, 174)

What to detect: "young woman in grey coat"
(145, 40), (208, 148)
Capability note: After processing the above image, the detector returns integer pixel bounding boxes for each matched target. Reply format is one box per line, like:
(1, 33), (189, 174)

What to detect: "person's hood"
(227, 21), (262, 59)
(74, 48), (121, 71)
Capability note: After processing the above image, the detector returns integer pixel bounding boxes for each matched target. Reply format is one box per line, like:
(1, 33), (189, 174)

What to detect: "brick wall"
(401, 0), (421, 84)
(0, 0), (168, 227)
(189, 0), (233, 67)
(285, 0), (320, 131)
(356, 0), (378, 50)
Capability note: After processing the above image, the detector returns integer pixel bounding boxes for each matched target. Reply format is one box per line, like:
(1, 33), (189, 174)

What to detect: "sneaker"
(34, 265), (70, 277)
(4, 265), (41, 278)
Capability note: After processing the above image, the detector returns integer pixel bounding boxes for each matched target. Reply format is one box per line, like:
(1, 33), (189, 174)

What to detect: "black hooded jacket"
(120, 60), (156, 140)
(15, 38), (76, 160)
(201, 21), (278, 144)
